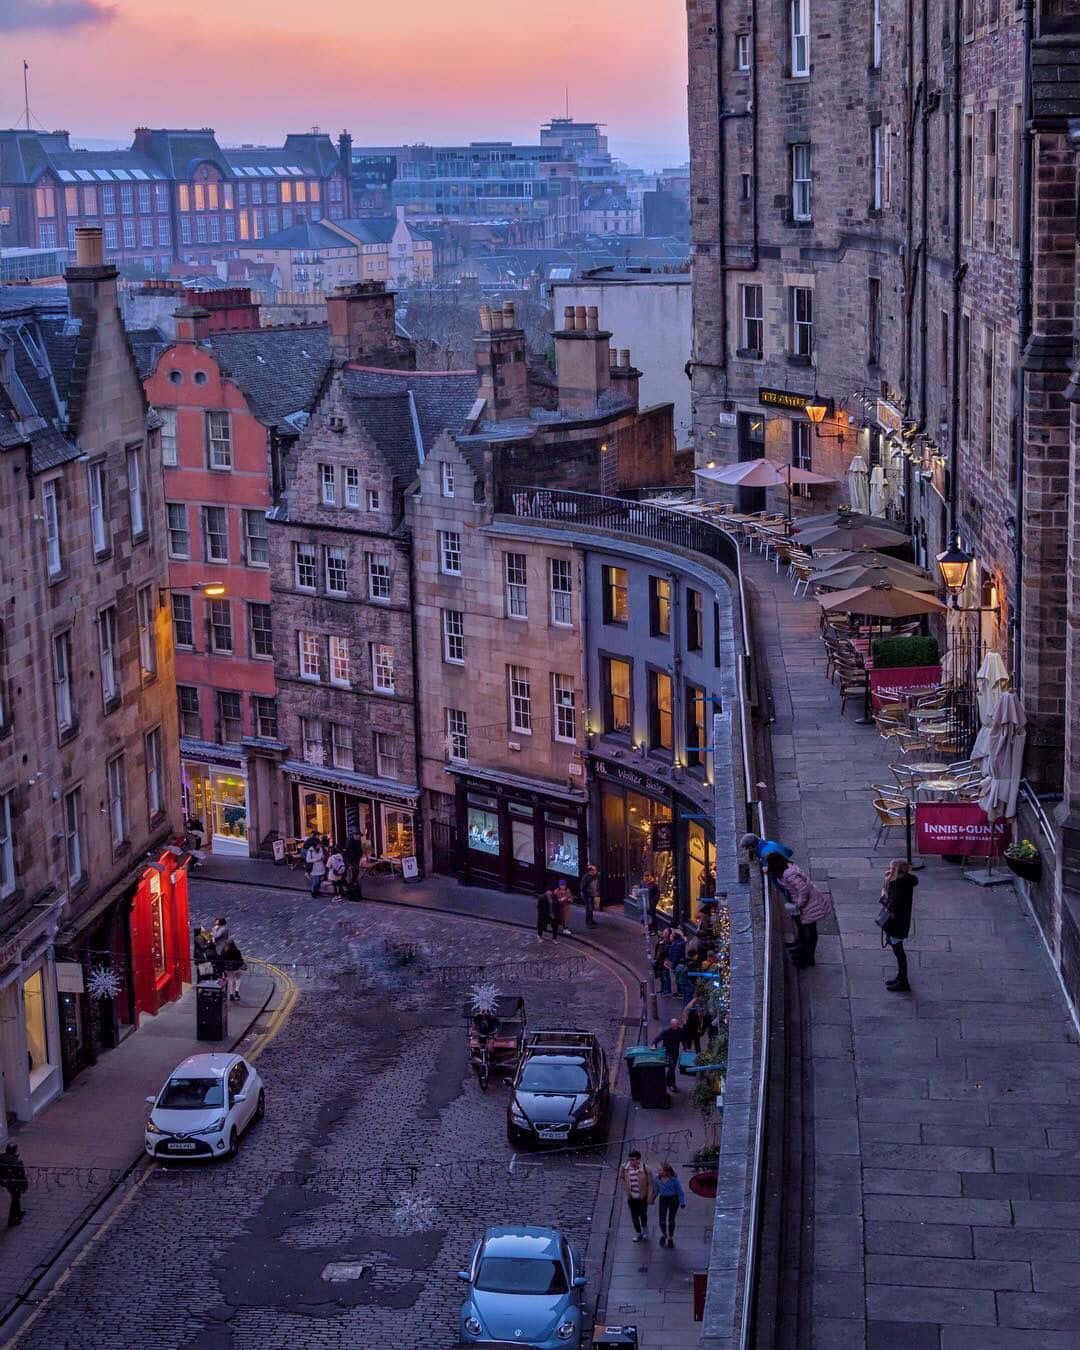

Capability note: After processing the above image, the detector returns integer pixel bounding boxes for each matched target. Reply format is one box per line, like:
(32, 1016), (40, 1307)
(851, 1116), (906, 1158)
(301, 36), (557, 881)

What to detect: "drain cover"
(321, 1261), (371, 1282)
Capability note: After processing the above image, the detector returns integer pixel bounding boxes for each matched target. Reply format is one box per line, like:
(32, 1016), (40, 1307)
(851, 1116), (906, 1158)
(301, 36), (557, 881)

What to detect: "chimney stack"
(173, 304), (212, 343)
(474, 300), (528, 422)
(326, 280), (415, 369)
(74, 227), (104, 267)
(65, 225), (119, 326)
(553, 301), (613, 415)
(610, 346), (641, 410)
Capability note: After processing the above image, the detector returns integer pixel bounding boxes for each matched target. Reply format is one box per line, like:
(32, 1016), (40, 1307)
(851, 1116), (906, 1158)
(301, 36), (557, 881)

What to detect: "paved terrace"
(749, 548), (1080, 1348)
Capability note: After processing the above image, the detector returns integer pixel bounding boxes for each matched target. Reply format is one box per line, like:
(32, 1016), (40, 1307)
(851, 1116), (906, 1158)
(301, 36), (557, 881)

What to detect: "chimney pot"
(563, 305), (575, 331)
(74, 226), (104, 267)
(620, 349), (631, 367)
(479, 304), (492, 332)
(574, 305), (587, 331)
(609, 345), (618, 367)
(586, 306), (599, 332)
(502, 300), (515, 327)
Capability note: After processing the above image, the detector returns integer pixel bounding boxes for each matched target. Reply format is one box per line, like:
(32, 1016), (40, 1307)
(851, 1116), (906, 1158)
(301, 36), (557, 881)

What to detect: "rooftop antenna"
(23, 59), (31, 131)
(565, 85), (570, 119)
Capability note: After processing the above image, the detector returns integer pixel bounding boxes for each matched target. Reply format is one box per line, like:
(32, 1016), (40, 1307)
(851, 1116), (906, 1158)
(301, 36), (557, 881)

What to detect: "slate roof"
(0, 285), (67, 316)
(332, 217), (398, 245)
(127, 326), (169, 379)
(351, 391), (422, 482)
(199, 326), (331, 427)
(0, 130), (166, 185)
(342, 367), (478, 455)
(240, 220), (353, 252)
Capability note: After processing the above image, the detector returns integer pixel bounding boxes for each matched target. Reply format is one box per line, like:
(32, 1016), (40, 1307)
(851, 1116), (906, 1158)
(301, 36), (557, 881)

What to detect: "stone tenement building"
(0, 229), (183, 1139)
(687, 0), (1080, 1006)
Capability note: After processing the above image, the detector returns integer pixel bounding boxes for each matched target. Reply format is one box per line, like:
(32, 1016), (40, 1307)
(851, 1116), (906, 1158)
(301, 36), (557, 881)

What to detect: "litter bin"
(624, 1046), (669, 1108)
(592, 1325), (639, 1348)
(196, 980), (228, 1041)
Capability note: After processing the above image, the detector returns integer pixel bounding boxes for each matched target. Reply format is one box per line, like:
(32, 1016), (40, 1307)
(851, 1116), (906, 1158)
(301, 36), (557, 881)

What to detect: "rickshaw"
(464, 991), (526, 1091)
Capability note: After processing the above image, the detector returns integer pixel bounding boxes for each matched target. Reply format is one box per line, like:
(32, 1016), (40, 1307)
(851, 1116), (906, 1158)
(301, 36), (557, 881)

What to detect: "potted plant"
(1004, 838), (1042, 882)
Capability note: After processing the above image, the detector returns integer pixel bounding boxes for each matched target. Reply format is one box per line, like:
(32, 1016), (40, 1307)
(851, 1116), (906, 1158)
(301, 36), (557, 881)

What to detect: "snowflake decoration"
(468, 982), (500, 1015)
(87, 965), (122, 1001)
(390, 1191), (438, 1234)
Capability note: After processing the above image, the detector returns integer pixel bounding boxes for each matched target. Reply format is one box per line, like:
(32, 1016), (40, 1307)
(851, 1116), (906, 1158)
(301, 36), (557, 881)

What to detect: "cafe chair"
(873, 797), (908, 849)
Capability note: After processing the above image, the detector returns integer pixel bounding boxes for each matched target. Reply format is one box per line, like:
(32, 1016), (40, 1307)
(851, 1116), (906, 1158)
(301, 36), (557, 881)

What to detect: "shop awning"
(446, 764), (588, 805)
(180, 737), (245, 767)
(282, 760), (421, 806)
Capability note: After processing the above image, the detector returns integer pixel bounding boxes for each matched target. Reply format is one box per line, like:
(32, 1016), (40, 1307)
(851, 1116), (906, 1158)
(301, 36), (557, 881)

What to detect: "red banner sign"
(869, 665), (942, 711)
(915, 803), (1012, 857)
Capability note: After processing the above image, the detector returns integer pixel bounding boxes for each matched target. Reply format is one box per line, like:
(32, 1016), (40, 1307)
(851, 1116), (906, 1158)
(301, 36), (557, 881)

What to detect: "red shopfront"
(130, 856), (191, 1020)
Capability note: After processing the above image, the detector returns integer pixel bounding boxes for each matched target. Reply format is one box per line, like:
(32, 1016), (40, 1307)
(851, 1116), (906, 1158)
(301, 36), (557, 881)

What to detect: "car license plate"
(166, 1141), (196, 1151)
(542, 1128), (570, 1140)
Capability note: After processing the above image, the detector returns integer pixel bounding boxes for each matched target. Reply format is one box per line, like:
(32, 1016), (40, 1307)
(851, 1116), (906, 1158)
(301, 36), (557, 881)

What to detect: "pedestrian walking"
(344, 833), (365, 899)
(301, 829), (321, 875)
(581, 864), (600, 926)
(655, 1162), (686, 1247)
(878, 858), (917, 993)
(552, 879), (574, 935)
(0, 1142), (27, 1228)
(652, 1017), (684, 1092)
(193, 927), (215, 980)
(620, 1150), (654, 1242)
(652, 930), (672, 996)
(643, 872), (661, 933)
(306, 839), (326, 897)
(210, 916), (230, 956)
(219, 938), (246, 1001)
(535, 889), (553, 941)
(768, 855), (831, 968)
(681, 998), (704, 1054)
(326, 845), (346, 898)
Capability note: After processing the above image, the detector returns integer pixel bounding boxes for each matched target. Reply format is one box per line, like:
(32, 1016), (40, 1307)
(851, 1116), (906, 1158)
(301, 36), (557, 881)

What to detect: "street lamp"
(936, 537), (972, 597)
(803, 400), (850, 445)
(158, 581), (227, 606)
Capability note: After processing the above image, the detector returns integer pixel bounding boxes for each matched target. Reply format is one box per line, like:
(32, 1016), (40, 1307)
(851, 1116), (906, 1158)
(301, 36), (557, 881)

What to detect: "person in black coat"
(880, 859), (917, 992)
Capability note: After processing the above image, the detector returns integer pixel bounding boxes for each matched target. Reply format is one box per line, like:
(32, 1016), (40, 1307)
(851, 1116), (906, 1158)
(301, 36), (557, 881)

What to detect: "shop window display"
(468, 806), (500, 855)
(545, 826), (579, 874)
(382, 808), (414, 858)
(301, 790), (332, 838)
(24, 968), (50, 1085)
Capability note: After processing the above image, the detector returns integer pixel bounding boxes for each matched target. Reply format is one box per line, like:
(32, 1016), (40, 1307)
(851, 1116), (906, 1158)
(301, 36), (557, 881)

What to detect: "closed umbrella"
(976, 691), (1027, 823)
(975, 650), (1010, 723)
(869, 464), (886, 517)
(818, 582), (947, 619)
(847, 454), (871, 513)
(812, 562), (937, 593)
(797, 517), (909, 551)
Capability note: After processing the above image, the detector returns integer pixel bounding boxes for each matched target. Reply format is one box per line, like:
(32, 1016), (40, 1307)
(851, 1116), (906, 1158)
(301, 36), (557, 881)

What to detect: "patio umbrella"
(976, 691), (1027, 822)
(811, 562), (937, 593)
(796, 517), (909, 551)
(869, 464), (886, 517)
(695, 458), (836, 515)
(847, 454), (871, 512)
(811, 548), (929, 576)
(818, 582), (947, 619)
(796, 509), (896, 529)
(975, 650), (1010, 723)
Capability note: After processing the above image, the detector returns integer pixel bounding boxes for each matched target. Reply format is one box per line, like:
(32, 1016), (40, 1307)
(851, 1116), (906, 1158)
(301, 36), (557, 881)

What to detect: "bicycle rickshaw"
(464, 992), (526, 1091)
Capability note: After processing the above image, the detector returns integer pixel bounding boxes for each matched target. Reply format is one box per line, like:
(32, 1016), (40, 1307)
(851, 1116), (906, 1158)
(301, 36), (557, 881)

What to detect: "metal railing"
(504, 485), (770, 1347)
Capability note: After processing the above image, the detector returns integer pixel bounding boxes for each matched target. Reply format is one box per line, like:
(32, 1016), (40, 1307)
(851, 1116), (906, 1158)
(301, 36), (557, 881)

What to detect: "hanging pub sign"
(651, 821), (676, 853)
(915, 803), (1011, 857)
(759, 387), (833, 415)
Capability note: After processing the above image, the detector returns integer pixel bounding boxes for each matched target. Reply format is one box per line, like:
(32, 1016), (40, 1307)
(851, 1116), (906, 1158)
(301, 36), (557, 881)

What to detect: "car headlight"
(463, 1315), (482, 1335)
(557, 1319), (577, 1340)
(509, 1103), (528, 1124)
(145, 1120), (162, 1135)
(197, 1116), (227, 1134)
(577, 1115), (597, 1129)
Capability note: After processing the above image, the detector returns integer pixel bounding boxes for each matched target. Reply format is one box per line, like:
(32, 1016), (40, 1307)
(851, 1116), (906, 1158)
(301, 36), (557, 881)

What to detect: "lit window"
(602, 565), (629, 624)
(299, 632), (321, 681)
(509, 665), (532, 734)
(649, 669), (674, 751)
(649, 576), (671, 638)
(553, 674), (577, 742)
(686, 685), (707, 768)
(372, 643), (395, 693)
(687, 589), (704, 651)
(505, 552), (528, 618)
(439, 530), (462, 576)
(329, 635), (350, 687)
(549, 558), (572, 626)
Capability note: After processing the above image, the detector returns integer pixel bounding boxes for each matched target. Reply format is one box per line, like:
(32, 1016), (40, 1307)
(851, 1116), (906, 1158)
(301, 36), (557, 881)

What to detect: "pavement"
(750, 547), (1080, 1348)
(0, 964), (277, 1330)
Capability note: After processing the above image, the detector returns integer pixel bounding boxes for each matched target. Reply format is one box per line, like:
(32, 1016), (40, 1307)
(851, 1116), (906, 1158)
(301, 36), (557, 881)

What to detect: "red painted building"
(143, 305), (330, 854)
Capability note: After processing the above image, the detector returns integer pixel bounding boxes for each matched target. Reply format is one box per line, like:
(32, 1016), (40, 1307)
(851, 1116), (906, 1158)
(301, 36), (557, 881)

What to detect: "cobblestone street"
(14, 882), (644, 1350)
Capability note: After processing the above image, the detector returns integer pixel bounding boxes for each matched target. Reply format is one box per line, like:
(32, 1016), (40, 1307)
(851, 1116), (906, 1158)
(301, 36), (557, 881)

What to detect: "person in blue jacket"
(740, 832), (793, 867)
(655, 1162), (686, 1247)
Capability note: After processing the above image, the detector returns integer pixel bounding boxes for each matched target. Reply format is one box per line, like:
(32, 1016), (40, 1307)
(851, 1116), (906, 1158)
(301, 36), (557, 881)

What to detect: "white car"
(145, 1052), (264, 1160)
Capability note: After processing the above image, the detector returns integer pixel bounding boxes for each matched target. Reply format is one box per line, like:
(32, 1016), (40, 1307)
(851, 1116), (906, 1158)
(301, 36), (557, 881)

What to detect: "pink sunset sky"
(3, 0), (690, 167)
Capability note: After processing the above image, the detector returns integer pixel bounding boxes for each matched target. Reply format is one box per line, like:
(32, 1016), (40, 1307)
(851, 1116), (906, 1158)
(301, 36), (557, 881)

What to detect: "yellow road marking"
(2, 962), (299, 1350)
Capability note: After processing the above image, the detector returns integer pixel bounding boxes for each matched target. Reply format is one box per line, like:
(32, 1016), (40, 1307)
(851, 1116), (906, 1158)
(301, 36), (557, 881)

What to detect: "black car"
(506, 1030), (610, 1148)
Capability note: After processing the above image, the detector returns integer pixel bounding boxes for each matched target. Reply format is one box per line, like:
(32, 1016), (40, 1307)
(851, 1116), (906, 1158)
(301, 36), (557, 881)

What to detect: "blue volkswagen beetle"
(458, 1225), (587, 1347)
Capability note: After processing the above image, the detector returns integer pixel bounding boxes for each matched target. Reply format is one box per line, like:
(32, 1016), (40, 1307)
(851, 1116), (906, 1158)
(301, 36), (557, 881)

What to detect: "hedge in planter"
(872, 634), (940, 668)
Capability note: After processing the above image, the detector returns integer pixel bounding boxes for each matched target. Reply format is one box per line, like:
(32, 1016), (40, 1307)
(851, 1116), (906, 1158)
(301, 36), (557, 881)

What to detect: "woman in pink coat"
(767, 854), (831, 968)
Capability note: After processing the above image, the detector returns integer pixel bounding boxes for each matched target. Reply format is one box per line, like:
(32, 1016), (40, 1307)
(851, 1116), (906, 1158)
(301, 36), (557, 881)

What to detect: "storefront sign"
(875, 399), (903, 434)
(759, 387), (832, 415)
(915, 803), (1012, 857)
(869, 665), (942, 711)
(401, 855), (419, 880)
(592, 757), (670, 798)
(715, 412), (737, 427)
(651, 821), (676, 852)
(55, 961), (84, 994)
(272, 839), (286, 863)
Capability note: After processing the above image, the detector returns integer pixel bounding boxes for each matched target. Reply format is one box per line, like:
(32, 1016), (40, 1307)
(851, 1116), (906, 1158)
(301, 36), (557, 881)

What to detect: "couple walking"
(621, 1150), (686, 1247)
